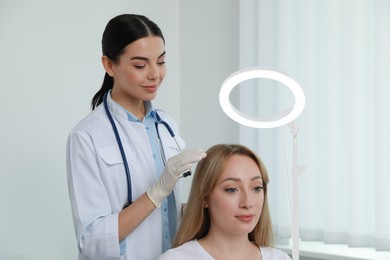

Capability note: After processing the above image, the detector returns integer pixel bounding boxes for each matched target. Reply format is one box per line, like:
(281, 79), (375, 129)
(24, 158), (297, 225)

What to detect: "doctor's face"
(108, 36), (166, 106)
(205, 154), (264, 237)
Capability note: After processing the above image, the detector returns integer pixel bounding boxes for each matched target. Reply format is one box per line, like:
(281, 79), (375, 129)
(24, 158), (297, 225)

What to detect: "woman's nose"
(239, 191), (254, 209)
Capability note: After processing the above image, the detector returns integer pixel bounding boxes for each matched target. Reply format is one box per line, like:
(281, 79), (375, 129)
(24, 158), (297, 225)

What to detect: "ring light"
(219, 67), (306, 260)
(219, 67), (305, 128)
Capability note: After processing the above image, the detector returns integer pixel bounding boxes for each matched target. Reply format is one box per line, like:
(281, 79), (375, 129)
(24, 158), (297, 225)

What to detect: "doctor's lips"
(143, 84), (158, 92)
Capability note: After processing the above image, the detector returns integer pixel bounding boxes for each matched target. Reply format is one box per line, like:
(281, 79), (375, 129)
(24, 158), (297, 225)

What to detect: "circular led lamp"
(219, 67), (306, 128)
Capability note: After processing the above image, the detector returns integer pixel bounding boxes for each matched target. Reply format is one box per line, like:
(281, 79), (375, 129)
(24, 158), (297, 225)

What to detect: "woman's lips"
(236, 214), (255, 222)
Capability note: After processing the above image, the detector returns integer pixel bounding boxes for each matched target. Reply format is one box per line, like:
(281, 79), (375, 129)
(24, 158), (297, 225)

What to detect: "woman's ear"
(204, 197), (209, 208)
(101, 56), (115, 77)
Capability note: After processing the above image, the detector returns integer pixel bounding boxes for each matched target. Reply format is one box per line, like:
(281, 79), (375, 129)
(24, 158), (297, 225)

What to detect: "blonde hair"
(173, 144), (273, 247)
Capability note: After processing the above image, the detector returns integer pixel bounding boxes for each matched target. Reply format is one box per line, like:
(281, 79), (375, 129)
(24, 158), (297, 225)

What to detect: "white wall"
(179, 0), (239, 199)
(0, 0), (238, 259)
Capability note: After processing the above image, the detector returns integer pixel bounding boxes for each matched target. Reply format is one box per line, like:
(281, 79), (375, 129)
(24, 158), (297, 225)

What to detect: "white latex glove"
(147, 149), (207, 207)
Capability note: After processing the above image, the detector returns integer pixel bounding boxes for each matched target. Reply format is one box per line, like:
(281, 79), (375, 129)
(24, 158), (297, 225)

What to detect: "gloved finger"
(172, 150), (207, 174)
(169, 149), (207, 165)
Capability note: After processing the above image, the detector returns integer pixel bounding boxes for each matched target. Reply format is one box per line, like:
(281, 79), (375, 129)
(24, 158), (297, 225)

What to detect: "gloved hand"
(147, 149), (207, 207)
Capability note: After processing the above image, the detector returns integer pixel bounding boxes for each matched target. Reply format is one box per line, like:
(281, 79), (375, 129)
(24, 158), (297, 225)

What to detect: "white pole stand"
(289, 122), (306, 260)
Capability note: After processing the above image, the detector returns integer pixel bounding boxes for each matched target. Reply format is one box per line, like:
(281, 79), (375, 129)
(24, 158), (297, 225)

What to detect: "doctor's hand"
(147, 149), (207, 208)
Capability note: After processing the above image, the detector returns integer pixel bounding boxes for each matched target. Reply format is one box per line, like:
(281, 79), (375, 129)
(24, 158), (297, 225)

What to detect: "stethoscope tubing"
(103, 92), (191, 209)
(104, 93), (133, 207)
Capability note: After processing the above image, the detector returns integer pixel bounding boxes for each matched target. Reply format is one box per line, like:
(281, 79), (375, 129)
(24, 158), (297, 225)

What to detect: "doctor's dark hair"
(173, 144), (273, 248)
(91, 14), (165, 110)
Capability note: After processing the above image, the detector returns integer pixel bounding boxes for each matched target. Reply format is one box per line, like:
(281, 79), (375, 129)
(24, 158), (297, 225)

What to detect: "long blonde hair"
(173, 144), (273, 247)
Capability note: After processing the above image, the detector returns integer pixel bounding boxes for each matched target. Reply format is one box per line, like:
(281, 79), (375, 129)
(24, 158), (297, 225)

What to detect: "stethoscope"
(103, 92), (190, 208)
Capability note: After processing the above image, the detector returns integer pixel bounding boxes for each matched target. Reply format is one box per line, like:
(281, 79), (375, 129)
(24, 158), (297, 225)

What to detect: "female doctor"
(66, 14), (206, 260)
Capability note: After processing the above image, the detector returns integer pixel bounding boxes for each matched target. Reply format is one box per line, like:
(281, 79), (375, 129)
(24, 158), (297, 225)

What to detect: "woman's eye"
(224, 188), (237, 193)
(253, 186), (264, 192)
(157, 61), (166, 66)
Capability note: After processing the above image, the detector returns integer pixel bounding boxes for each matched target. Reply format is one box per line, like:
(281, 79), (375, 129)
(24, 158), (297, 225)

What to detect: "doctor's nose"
(147, 65), (160, 81)
(239, 191), (254, 209)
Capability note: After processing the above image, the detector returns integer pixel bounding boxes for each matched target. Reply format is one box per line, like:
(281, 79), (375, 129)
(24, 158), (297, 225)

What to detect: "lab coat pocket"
(99, 145), (123, 165)
(97, 145), (129, 203)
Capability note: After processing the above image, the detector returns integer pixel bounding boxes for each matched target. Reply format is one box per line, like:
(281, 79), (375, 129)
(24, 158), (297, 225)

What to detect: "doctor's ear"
(102, 56), (116, 77)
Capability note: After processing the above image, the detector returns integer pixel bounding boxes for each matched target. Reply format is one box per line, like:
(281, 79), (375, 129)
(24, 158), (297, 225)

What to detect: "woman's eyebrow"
(251, 176), (262, 181)
(221, 175), (263, 183)
(221, 177), (240, 183)
(131, 51), (166, 61)
(252, 176), (263, 185)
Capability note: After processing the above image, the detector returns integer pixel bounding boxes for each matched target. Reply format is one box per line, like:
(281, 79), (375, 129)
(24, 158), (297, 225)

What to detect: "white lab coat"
(66, 93), (184, 260)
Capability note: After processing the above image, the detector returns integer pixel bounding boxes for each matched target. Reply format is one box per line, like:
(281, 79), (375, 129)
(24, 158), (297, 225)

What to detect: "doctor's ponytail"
(91, 14), (165, 110)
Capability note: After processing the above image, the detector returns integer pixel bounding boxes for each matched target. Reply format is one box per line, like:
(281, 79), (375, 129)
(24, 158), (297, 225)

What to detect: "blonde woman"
(159, 144), (291, 260)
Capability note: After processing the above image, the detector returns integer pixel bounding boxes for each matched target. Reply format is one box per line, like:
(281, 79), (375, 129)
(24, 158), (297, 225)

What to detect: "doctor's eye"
(134, 64), (146, 69)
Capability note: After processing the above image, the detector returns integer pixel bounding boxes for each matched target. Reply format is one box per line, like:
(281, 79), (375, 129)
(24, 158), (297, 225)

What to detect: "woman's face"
(205, 155), (264, 237)
(109, 36), (166, 106)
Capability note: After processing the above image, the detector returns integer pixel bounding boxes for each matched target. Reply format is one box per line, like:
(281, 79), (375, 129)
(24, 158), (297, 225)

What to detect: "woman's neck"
(198, 231), (261, 259)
